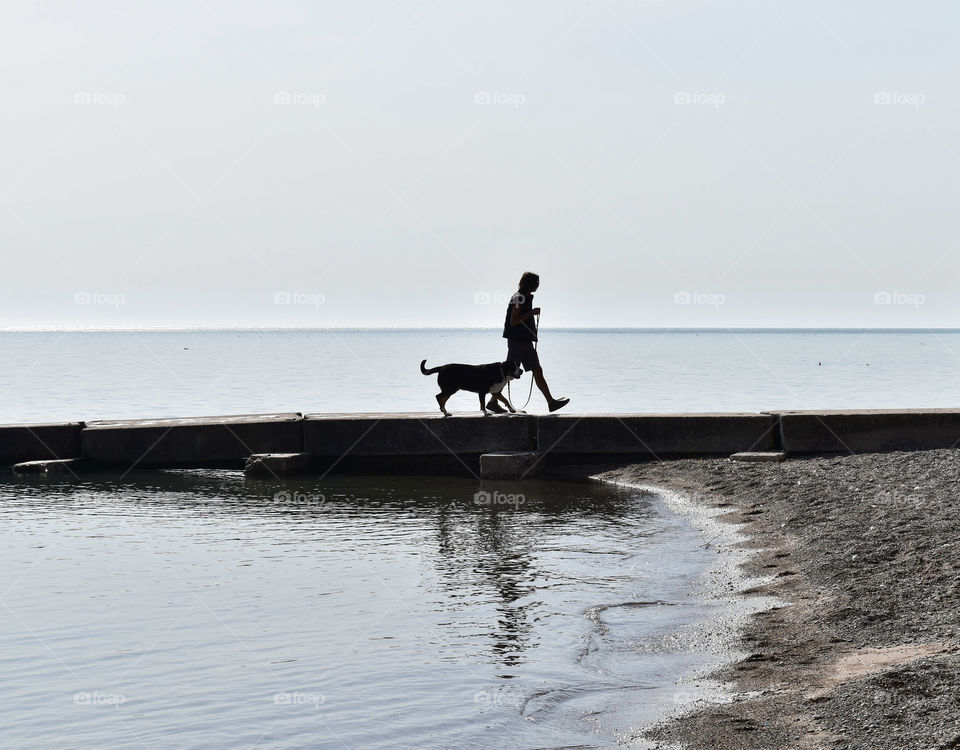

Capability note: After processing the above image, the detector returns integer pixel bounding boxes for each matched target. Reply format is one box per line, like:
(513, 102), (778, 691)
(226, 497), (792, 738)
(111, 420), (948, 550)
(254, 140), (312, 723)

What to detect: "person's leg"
(533, 366), (555, 402)
(491, 390), (515, 412)
(527, 348), (569, 411)
(486, 392), (508, 412)
(488, 341), (521, 410)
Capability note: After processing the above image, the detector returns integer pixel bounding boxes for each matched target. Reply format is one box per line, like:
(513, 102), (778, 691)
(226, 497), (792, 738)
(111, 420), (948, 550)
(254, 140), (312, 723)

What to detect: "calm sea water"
(2, 328), (959, 423)
(0, 472), (728, 749)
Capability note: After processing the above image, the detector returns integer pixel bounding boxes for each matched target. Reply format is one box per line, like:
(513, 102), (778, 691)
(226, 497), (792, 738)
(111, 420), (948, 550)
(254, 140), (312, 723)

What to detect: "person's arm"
(510, 303), (540, 326)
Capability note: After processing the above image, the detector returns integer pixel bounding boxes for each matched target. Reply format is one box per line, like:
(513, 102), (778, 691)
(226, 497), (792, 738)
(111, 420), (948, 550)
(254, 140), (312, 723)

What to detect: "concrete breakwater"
(3, 409), (960, 477)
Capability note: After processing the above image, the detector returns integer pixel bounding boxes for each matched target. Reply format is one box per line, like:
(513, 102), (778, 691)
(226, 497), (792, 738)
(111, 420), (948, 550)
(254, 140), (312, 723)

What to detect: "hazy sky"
(2, 0), (959, 328)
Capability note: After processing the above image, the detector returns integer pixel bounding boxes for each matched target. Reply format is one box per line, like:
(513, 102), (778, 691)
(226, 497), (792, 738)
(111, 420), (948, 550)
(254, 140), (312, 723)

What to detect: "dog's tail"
(420, 359), (441, 375)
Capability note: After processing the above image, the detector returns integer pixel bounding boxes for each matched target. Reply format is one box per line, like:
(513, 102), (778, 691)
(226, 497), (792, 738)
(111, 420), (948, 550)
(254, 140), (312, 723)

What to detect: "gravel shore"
(592, 450), (960, 750)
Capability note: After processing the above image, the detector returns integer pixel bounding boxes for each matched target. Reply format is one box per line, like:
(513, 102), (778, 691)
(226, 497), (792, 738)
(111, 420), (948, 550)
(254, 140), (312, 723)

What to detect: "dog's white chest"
(489, 376), (509, 394)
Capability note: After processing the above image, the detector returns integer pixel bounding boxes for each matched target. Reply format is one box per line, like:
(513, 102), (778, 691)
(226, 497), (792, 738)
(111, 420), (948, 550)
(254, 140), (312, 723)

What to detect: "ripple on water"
(0, 472), (731, 749)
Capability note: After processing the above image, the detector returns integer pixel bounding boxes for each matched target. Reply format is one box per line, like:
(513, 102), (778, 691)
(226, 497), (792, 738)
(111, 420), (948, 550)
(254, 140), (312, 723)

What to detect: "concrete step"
(12, 458), (89, 476)
(480, 451), (542, 479)
(730, 451), (787, 463)
(244, 452), (312, 478)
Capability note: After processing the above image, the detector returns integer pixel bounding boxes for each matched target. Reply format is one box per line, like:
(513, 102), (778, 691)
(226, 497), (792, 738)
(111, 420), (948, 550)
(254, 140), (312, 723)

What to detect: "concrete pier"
(774, 409), (960, 454)
(2, 409), (960, 475)
(0, 422), (82, 465)
(81, 413), (303, 468)
(536, 413), (779, 462)
(303, 412), (532, 473)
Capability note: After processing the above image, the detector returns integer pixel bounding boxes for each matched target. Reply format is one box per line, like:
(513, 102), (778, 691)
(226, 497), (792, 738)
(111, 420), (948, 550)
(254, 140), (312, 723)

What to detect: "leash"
(507, 312), (538, 411)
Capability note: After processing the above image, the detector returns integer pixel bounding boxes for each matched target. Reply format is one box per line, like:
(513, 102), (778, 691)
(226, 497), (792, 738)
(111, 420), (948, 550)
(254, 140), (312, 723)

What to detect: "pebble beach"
(595, 450), (960, 749)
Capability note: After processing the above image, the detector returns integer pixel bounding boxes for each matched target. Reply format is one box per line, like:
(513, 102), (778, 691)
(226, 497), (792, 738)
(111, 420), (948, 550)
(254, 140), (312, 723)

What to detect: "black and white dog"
(420, 359), (523, 416)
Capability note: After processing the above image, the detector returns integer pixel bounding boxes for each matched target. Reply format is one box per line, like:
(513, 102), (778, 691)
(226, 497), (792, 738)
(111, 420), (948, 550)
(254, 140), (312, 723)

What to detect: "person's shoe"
(548, 397), (570, 413)
(485, 400), (508, 414)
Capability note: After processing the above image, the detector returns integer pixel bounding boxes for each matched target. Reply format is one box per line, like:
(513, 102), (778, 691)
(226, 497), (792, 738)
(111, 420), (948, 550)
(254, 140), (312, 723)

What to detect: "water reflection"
(0, 469), (700, 750)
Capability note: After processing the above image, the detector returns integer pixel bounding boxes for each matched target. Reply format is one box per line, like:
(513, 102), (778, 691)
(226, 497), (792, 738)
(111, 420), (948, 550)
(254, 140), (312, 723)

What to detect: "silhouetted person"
(487, 271), (569, 413)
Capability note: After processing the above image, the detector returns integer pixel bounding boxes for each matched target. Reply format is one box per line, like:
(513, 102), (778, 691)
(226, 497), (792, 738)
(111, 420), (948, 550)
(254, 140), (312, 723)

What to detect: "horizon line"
(3, 325), (960, 333)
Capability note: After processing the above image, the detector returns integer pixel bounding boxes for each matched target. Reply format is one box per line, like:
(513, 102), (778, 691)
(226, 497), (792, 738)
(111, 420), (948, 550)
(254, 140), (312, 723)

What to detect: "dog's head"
(503, 361), (523, 380)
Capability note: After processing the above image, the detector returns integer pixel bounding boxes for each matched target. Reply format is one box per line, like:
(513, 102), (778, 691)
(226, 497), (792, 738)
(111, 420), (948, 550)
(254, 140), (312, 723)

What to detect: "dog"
(420, 359), (523, 416)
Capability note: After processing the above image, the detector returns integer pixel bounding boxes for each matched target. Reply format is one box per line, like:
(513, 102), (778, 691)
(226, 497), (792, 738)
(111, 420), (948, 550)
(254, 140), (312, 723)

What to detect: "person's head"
(518, 271), (540, 295)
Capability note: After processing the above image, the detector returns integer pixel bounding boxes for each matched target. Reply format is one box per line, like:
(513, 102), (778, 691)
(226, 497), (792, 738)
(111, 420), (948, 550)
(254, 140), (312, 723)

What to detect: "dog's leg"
(480, 392), (489, 415)
(494, 391), (516, 413)
(437, 393), (452, 417)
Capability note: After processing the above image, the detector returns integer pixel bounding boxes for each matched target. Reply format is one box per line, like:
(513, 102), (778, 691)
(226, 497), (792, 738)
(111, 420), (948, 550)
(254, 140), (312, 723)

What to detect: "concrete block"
(0, 422), (83, 465)
(536, 413), (779, 461)
(82, 413), (303, 468)
(731, 451), (786, 463)
(244, 452), (311, 478)
(304, 413), (533, 467)
(774, 409), (960, 454)
(480, 451), (543, 479)
(13, 458), (89, 476)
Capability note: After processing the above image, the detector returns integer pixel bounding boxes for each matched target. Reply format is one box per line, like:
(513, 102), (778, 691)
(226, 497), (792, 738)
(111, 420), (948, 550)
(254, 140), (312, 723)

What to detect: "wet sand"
(586, 450), (960, 749)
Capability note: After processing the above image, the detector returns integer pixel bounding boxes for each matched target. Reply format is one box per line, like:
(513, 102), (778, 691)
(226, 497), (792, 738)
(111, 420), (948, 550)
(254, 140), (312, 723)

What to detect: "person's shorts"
(506, 339), (540, 371)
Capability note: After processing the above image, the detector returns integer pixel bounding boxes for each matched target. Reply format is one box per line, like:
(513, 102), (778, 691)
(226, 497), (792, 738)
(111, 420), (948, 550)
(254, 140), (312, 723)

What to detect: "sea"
(0, 328), (953, 748)
(2, 328), (959, 423)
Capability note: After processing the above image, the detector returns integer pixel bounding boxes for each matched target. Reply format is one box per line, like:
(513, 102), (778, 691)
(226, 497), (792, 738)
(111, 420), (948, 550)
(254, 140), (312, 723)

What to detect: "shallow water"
(0, 471), (729, 749)
(2, 328), (959, 423)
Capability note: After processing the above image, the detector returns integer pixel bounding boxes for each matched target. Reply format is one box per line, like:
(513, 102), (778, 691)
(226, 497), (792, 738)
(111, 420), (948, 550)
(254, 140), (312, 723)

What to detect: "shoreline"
(591, 476), (781, 747)
(586, 451), (960, 749)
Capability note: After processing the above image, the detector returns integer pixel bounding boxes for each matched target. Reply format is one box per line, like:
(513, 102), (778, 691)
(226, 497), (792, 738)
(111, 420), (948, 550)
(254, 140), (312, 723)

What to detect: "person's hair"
(518, 271), (539, 294)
